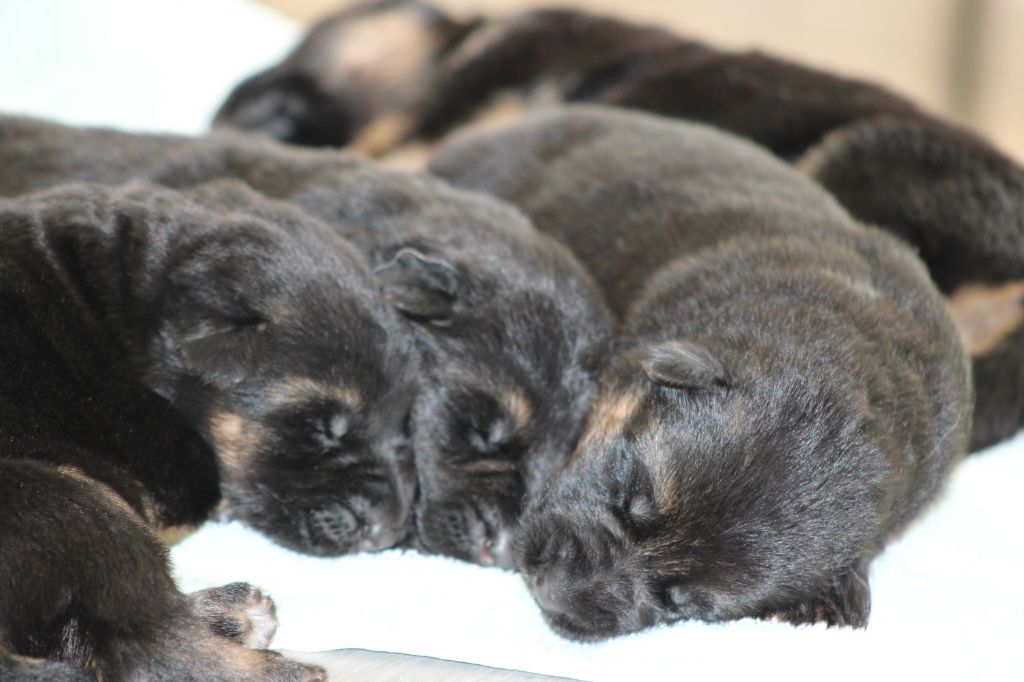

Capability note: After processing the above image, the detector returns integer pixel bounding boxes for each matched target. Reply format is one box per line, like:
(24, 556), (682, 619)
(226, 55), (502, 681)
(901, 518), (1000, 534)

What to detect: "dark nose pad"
(476, 527), (515, 569)
(358, 510), (406, 551)
(532, 570), (569, 616)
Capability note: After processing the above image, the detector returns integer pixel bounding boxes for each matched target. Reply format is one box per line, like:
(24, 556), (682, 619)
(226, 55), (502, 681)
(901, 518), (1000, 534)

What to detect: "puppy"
(211, 0), (918, 158)
(0, 115), (613, 568)
(0, 180), (392, 678)
(215, 1), (1024, 449)
(0, 171), (421, 556)
(430, 107), (972, 639)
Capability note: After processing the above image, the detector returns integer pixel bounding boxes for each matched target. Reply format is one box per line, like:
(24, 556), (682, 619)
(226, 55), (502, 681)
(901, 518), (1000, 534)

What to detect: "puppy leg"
(0, 459), (325, 681)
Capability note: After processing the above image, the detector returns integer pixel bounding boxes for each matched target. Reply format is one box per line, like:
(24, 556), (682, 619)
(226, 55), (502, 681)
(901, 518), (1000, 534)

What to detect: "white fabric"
(2, 1), (1020, 680)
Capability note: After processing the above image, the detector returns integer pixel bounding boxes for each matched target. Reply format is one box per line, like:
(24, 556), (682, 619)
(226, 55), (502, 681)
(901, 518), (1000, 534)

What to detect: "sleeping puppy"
(0, 115), (612, 568)
(430, 107), (972, 639)
(0, 181), (395, 678)
(215, 1), (1024, 450)
(0, 172), (419, 558)
(212, 0), (918, 159)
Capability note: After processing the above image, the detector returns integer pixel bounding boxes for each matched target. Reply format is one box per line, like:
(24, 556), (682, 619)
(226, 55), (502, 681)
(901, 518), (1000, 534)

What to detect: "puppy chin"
(539, 607), (641, 642)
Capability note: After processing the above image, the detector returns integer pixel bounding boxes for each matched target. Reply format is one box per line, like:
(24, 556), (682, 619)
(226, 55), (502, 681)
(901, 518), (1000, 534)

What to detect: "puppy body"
(0, 115), (613, 567)
(431, 107), (971, 638)
(218, 1), (1024, 449)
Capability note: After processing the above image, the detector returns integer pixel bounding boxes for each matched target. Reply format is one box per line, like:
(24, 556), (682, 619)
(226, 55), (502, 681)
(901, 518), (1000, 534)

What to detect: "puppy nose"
(532, 571), (568, 616)
(359, 520), (404, 551)
(477, 528), (515, 569)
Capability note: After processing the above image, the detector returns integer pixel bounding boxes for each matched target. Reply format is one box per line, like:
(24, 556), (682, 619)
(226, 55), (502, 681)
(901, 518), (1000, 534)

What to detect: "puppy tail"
(799, 116), (1024, 451)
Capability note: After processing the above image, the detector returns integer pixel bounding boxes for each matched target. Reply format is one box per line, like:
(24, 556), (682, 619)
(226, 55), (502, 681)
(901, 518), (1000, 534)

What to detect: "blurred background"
(263, 0), (1024, 162)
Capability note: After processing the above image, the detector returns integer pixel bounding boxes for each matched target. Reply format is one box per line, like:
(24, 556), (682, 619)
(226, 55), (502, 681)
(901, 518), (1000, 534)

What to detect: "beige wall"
(262, 0), (1024, 161)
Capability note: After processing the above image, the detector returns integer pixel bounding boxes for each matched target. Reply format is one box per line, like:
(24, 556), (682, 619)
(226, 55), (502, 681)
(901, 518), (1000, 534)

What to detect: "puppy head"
(374, 243), (610, 568)
(145, 188), (419, 556)
(212, 68), (358, 148)
(516, 340), (878, 639)
(213, 0), (474, 150)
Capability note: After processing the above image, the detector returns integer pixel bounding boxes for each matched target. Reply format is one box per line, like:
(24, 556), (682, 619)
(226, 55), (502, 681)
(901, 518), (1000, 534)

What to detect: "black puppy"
(0, 115), (612, 568)
(0, 170), (421, 556)
(0, 180), (394, 678)
(430, 107), (972, 639)
(212, 0), (917, 157)
(215, 1), (1024, 450)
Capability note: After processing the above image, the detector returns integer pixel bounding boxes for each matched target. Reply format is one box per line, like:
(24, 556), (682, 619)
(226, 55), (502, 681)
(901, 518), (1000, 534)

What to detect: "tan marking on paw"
(948, 280), (1024, 355)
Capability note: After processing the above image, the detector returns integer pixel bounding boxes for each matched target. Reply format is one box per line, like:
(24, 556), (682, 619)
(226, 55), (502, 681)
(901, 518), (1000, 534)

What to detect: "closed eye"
(315, 413), (350, 448)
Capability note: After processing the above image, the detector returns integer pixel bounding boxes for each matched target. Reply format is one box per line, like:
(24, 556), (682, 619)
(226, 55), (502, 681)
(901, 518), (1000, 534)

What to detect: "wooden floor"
(260, 0), (1024, 162)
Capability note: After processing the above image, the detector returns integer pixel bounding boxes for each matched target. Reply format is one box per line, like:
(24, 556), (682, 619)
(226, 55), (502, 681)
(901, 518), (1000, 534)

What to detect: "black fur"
(0, 115), (612, 568)
(0, 170), (420, 556)
(431, 107), (971, 639)
(799, 118), (1024, 449)
(218, 2), (1024, 449)
(0, 181), (387, 678)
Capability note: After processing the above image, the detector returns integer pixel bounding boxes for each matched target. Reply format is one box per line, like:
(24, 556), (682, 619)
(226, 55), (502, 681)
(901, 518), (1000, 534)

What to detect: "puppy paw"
(259, 651), (329, 682)
(764, 562), (871, 628)
(188, 582), (278, 649)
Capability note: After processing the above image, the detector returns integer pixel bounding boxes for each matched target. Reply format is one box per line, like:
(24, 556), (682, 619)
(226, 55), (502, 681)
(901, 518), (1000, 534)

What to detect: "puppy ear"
(641, 340), (728, 390)
(179, 320), (266, 388)
(768, 560), (871, 628)
(374, 248), (459, 320)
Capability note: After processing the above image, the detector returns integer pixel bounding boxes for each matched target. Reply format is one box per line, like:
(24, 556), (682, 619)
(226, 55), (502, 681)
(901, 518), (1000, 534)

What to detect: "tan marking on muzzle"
(205, 411), (267, 477)
(948, 280), (1024, 355)
(572, 387), (644, 460)
(499, 387), (532, 430)
(266, 376), (363, 411)
(632, 421), (683, 518)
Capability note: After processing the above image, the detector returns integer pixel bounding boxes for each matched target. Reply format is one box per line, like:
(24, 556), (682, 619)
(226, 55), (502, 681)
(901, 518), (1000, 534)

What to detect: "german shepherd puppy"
(430, 107), (972, 639)
(214, 0), (1024, 450)
(0, 115), (612, 568)
(1, 179), (417, 677)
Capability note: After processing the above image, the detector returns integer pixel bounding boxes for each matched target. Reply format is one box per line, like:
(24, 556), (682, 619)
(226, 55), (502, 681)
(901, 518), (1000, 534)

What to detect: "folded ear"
(641, 340), (728, 390)
(767, 560), (871, 628)
(179, 320), (266, 388)
(374, 248), (459, 320)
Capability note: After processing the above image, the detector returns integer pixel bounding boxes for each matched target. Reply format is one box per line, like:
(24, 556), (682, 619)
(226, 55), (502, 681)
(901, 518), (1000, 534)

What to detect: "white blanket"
(2, 2), (1020, 680)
